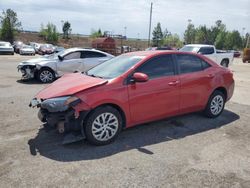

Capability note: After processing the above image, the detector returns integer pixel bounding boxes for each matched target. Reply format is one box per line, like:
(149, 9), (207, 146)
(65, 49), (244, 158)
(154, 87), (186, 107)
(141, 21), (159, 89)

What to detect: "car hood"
(36, 73), (108, 99)
(19, 57), (56, 66)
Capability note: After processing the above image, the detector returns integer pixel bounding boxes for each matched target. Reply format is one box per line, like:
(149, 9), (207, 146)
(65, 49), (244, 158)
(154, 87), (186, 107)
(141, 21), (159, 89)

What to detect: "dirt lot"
(0, 54), (250, 187)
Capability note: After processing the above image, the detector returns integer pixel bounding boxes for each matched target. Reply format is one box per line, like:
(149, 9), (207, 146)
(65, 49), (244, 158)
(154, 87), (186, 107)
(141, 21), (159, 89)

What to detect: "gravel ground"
(0, 54), (250, 188)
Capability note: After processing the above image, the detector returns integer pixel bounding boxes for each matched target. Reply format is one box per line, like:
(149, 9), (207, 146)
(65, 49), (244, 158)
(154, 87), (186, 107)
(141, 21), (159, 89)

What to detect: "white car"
(20, 45), (36, 55)
(180, 44), (234, 67)
(0, 41), (14, 55)
(17, 48), (114, 83)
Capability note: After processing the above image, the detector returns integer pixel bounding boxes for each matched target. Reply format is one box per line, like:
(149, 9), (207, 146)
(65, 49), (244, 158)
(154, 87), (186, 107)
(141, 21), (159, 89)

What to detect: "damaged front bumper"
(30, 97), (89, 144)
(17, 65), (36, 80)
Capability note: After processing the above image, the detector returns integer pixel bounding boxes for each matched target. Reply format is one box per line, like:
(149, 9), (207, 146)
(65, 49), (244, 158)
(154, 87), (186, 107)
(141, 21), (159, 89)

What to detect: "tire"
(84, 106), (123, 145)
(221, 59), (229, 67)
(204, 90), (225, 118)
(37, 68), (55, 83)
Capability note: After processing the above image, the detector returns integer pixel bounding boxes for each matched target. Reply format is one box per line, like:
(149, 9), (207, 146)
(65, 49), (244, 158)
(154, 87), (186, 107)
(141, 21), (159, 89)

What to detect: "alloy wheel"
(91, 112), (119, 141)
(210, 95), (224, 115)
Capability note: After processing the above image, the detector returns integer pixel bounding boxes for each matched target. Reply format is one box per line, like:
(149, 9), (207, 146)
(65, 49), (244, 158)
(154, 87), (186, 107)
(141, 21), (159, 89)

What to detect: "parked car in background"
(228, 50), (241, 58)
(13, 41), (24, 53)
(17, 48), (114, 83)
(20, 45), (36, 55)
(180, 44), (234, 67)
(38, 44), (54, 55)
(29, 42), (41, 53)
(0, 41), (14, 55)
(30, 51), (234, 145)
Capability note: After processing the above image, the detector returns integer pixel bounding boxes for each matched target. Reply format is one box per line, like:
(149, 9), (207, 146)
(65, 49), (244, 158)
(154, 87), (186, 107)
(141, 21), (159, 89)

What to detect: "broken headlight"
(30, 96), (81, 112)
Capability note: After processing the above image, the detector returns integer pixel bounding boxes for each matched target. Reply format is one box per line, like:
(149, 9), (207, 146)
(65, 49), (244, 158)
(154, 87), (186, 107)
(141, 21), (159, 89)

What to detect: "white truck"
(180, 44), (234, 67)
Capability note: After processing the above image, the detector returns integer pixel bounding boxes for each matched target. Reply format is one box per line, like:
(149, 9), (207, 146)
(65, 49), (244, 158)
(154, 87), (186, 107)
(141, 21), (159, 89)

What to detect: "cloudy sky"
(0, 0), (249, 39)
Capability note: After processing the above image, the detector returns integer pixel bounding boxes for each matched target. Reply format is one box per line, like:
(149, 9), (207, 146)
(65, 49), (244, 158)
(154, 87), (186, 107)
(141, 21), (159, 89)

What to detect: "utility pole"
(148, 2), (153, 47)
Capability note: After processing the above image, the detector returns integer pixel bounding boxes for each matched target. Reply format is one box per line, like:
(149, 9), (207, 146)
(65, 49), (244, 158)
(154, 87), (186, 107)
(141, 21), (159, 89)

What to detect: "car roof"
(64, 47), (113, 56)
(184, 44), (214, 48)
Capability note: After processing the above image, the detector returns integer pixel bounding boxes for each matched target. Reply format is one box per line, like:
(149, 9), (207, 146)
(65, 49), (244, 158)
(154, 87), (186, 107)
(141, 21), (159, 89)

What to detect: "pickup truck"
(179, 44), (234, 67)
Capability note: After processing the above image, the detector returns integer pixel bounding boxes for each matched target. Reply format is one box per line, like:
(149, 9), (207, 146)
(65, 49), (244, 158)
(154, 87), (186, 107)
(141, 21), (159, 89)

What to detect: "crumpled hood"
(19, 57), (54, 66)
(36, 73), (108, 99)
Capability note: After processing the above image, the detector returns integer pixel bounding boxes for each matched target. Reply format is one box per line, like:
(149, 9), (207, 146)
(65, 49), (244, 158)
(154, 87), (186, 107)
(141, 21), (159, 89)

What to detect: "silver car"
(17, 48), (114, 83)
(20, 45), (35, 55)
(0, 41), (14, 55)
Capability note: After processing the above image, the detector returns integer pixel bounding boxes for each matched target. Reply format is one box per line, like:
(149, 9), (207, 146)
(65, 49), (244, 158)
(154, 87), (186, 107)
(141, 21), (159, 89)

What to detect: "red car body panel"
(36, 73), (107, 99)
(35, 51), (234, 128)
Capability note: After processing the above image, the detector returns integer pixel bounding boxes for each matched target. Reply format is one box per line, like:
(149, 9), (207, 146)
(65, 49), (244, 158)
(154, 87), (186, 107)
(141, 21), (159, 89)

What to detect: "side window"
(63, 52), (81, 60)
(136, 55), (175, 79)
(198, 47), (214, 55)
(83, 51), (106, 58)
(201, 60), (211, 69)
(177, 54), (203, 74)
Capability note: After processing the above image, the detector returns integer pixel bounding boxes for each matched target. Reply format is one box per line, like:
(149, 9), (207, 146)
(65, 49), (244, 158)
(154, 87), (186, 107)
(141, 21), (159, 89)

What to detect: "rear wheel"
(221, 59), (229, 67)
(84, 106), (122, 145)
(37, 68), (55, 83)
(204, 90), (225, 118)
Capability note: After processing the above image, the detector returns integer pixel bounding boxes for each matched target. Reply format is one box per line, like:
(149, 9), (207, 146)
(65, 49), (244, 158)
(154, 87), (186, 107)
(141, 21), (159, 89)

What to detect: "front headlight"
(40, 96), (81, 112)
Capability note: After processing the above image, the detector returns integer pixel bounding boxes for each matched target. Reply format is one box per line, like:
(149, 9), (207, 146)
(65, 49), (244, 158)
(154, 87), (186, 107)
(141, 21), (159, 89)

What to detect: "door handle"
(168, 80), (179, 86)
(206, 74), (214, 78)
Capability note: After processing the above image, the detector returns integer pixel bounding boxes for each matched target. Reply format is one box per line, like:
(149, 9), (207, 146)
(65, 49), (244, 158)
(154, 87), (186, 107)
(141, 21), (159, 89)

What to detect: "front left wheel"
(84, 106), (123, 145)
(37, 68), (55, 83)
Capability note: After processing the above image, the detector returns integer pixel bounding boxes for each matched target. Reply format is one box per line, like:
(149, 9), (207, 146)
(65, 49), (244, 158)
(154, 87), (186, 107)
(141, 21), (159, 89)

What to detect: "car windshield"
(87, 54), (145, 79)
(179, 46), (200, 52)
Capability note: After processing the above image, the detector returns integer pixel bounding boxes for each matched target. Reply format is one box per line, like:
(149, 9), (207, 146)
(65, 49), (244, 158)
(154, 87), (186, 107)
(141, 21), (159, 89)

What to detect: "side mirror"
(131, 72), (149, 83)
(58, 55), (63, 61)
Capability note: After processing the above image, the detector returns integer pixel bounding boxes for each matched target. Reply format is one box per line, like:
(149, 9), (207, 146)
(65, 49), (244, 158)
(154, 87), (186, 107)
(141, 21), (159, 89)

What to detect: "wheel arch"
(213, 86), (227, 100)
(85, 103), (127, 129)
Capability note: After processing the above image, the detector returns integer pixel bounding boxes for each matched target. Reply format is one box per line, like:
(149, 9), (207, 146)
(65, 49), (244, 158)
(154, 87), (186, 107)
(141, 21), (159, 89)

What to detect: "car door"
(176, 54), (213, 114)
(56, 51), (83, 75)
(127, 54), (180, 124)
(81, 51), (110, 71)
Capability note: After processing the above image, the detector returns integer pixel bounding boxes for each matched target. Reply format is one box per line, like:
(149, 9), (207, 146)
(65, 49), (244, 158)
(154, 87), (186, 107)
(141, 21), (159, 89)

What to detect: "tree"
(163, 33), (182, 48)
(184, 22), (196, 44)
(39, 22), (59, 44)
(215, 31), (227, 49)
(224, 30), (243, 50)
(152, 22), (163, 47)
(90, 28), (103, 38)
(0, 9), (21, 43)
(62, 21), (71, 39)
(195, 25), (213, 44)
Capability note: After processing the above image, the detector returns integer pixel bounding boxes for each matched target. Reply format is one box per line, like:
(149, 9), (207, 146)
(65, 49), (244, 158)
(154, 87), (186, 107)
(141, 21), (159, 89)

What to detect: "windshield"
(87, 54), (145, 79)
(179, 46), (200, 52)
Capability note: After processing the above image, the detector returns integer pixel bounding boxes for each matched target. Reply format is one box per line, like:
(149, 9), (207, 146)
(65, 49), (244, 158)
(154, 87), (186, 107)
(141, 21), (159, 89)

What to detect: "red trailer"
(92, 37), (116, 55)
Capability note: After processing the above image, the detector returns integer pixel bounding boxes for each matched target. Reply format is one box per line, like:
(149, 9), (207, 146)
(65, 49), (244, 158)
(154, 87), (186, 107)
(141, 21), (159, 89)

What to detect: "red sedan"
(30, 51), (234, 145)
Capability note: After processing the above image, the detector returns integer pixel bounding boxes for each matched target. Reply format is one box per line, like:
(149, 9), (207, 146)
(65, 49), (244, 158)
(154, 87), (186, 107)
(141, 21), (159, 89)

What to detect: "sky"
(0, 0), (249, 39)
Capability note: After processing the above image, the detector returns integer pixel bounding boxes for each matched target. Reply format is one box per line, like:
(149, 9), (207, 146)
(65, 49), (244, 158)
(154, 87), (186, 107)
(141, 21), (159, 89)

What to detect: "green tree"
(224, 30), (243, 50)
(62, 21), (71, 39)
(184, 22), (196, 44)
(152, 22), (163, 47)
(90, 28), (103, 38)
(163, 33), (182, 48)
(210, 20), (226, 44)
(215, 31), (227, 49)
(39, 22), (58, 44)
(0, 9), (21, 43)
(195, 25), (213, 44)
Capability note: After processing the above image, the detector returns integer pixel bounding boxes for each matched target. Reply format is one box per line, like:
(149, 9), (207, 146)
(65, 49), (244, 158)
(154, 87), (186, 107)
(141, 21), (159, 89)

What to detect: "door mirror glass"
(132, 72), (149, 83)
